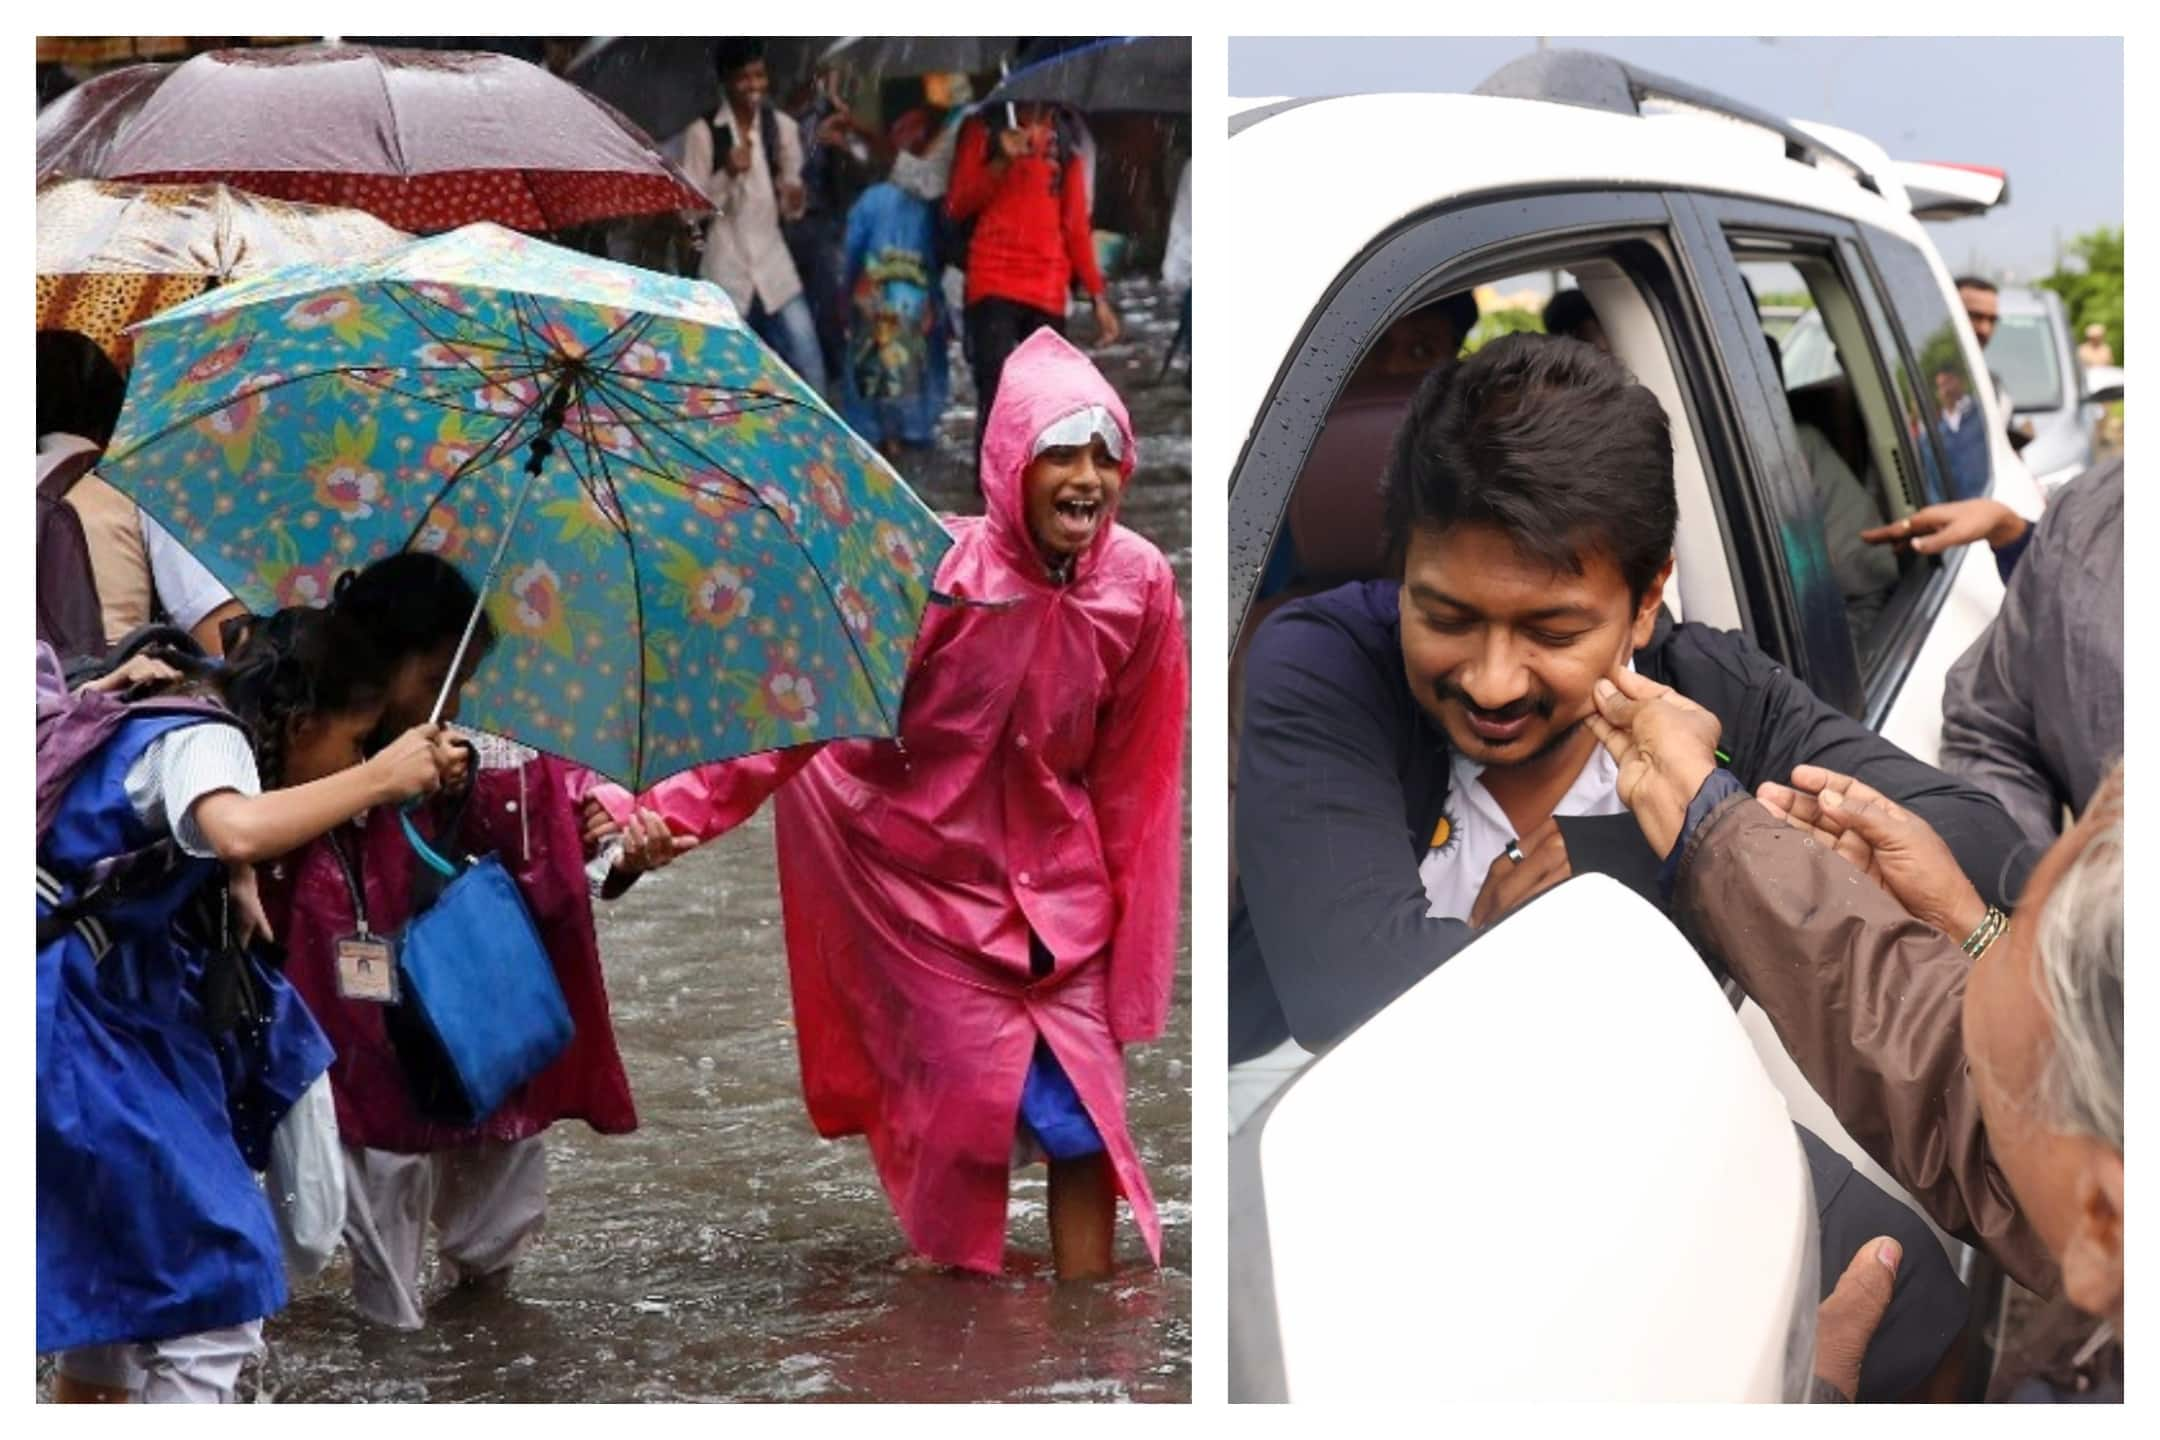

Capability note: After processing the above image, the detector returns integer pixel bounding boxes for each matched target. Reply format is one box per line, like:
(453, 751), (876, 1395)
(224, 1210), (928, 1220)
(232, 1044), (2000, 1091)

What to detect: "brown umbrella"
(36, 179), (409, 367)
(36, 44), (711, 236)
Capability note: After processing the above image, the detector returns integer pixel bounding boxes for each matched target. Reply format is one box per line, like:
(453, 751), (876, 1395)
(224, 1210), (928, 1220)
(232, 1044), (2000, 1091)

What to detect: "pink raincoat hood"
(977, 327), (1137, 583)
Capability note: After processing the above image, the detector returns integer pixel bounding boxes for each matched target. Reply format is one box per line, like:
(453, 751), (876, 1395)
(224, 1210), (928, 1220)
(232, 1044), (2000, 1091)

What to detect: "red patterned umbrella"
(36, 44), (710, 235)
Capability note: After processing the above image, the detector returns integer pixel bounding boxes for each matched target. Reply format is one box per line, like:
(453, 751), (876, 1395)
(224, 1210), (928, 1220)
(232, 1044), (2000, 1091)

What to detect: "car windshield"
(1991, 313), (2065, 412)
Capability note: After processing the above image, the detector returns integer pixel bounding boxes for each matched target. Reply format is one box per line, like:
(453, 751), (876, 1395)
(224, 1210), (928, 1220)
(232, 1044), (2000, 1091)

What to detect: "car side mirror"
(2082, 364), (2124, 406)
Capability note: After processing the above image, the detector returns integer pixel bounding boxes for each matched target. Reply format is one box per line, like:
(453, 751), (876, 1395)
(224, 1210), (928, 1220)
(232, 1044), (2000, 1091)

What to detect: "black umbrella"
(567, 36), (839, 143)
(567, 36), (720, 144)
(818, 36), (1023, 81)
(983, 35), (1189, 114)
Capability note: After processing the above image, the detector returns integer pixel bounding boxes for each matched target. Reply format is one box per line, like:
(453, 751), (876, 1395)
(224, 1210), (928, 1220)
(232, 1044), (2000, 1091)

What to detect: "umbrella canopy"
(37, 180), (410, 367)
(100, 223), (952, 789)
(565, 35), (841, 139)
(983, 36), (1189, 114)
(566, 37), (722, 147)
(36, 45), (710, 235)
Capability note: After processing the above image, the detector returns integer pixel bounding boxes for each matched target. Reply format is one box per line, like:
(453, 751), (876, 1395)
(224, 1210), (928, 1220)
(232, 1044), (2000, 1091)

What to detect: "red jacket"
(946, 114), (1105, 316)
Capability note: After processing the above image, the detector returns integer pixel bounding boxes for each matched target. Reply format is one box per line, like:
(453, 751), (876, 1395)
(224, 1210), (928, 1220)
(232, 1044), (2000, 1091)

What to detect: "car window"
(1733, 254), (1911, 672)
(1990, 312), (2065, 412)
(1858, 230), (1994, 502)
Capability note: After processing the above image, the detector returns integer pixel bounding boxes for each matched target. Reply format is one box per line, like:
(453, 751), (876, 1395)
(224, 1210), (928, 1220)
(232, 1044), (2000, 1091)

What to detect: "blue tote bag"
(388, 790), (574, 1127)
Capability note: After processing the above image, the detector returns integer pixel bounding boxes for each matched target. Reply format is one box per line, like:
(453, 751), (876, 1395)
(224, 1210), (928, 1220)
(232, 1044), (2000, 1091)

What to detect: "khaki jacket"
(1671, 795), (2058, 1296)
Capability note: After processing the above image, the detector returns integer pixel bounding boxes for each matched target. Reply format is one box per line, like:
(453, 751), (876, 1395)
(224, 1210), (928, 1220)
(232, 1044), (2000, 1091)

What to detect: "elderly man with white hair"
(1583, 665), (2123, 1403)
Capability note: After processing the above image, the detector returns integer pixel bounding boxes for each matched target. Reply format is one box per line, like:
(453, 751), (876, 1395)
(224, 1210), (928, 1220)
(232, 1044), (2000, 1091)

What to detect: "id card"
(334, 931), (400, 1004)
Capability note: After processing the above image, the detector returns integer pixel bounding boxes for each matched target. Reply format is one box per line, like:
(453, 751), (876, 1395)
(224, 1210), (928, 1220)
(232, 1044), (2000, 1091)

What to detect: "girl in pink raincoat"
(597, 328), (1185, 1280)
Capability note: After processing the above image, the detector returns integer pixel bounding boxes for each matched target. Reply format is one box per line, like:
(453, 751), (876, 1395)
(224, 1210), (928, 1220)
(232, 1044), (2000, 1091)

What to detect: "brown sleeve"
(1673, 795), (2059, 1295)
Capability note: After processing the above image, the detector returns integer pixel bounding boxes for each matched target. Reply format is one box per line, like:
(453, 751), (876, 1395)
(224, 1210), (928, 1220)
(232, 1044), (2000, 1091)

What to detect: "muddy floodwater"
(37, 275), (1190, 1404)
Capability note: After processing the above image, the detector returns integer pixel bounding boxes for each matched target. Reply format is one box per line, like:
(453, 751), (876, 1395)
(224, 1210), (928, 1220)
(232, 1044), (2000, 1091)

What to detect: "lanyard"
(323, 828), (371, 937)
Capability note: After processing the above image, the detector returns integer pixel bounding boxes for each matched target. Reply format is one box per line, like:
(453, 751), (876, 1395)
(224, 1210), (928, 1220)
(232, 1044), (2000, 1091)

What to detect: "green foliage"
(1462, 308), (1545, 355)
(1755, 291), (1815, 311)
(2040, 225), (2124, 364)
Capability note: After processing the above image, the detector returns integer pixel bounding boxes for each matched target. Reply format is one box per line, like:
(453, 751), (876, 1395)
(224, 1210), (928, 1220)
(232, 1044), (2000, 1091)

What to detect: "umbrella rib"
(553, 425), (755, 508)
(568, 386), (653, 788)
(380, 284), (548, 390)
(561, 383), (635, 540)
(585, 370), (761, 505)
(388, 280), (532, 353)
(587, 370), (900, 737)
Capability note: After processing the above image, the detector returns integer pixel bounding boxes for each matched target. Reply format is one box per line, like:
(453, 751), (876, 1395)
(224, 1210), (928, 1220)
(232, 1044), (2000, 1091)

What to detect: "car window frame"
(1667, 192), (1866, 714)
(1226, 187), (1760, 661)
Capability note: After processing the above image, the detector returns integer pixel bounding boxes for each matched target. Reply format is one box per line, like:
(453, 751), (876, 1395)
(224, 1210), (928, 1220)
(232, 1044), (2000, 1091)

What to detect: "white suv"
(1227, 49), (2041, 1401)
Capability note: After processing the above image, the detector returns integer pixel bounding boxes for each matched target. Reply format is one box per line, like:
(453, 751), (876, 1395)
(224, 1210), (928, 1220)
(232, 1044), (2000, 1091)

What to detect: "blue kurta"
(839, 181), (951, 450)
(37, 713), (331, 1354)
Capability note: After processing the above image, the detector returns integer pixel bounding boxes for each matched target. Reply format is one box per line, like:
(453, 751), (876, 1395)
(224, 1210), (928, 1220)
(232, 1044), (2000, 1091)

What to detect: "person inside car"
(1230, 334), (2034, 1397)
(1349, 291), (1479, 385)
(1541, 288), (1609, 353)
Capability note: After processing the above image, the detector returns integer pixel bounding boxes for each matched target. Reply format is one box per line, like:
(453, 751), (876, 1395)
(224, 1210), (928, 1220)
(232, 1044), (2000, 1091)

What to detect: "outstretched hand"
(1859, 499), (2027, 556)
(1582, 668), (1723, 859)
(1755, 767), (1986, 939)
(612, 809), (699, 878)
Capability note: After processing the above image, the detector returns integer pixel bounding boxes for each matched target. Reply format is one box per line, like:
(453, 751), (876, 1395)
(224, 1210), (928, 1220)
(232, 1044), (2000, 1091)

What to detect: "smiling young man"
(1233, 334), (2025, 1080)
(1228, 334), (2028, 1397)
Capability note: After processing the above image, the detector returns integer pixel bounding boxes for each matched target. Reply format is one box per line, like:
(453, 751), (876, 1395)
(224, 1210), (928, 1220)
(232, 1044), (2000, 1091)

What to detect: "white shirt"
(123, 722), (260, 859)
(1418, 742), (1627, 921)
(678, 104), (806, 314)
(139, 510), (236, 634)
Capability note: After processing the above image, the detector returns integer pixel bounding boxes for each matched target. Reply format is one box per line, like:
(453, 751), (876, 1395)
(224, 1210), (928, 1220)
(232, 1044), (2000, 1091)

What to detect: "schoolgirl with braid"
(38, 606), (466, 1403)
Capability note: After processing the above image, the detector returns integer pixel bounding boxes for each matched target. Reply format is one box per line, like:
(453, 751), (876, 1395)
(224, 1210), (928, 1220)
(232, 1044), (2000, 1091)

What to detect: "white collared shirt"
(1418, 739), (1627, 921)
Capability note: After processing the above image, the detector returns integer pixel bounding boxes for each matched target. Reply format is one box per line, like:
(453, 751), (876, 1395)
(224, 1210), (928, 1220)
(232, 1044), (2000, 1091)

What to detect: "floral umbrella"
(100, 223), (952, 790)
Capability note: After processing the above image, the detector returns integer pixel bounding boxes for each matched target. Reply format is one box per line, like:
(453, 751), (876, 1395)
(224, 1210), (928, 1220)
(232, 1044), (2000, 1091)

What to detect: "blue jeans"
(748, 293), (829, 397)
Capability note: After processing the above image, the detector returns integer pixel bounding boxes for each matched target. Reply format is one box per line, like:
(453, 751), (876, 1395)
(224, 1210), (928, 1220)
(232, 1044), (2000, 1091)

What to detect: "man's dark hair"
(1381, 333), (1676, 600)
(37, 330), (126, 446)
(1541, 288), (1597, 341)
(713, 37), (765, 79)
(1953, 275), (1999, 295)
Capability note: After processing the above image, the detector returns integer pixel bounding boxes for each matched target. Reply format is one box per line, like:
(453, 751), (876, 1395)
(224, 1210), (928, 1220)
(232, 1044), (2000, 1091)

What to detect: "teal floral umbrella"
(101, 223), (951, 788)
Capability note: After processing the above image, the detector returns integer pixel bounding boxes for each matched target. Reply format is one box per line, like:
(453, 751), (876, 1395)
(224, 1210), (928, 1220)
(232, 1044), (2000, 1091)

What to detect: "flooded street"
(37, 275), (1190, 1404)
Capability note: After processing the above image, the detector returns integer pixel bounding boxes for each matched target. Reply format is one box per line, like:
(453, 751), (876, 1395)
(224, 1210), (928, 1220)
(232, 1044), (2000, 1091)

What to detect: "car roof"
(1224, 89), (1943, 447)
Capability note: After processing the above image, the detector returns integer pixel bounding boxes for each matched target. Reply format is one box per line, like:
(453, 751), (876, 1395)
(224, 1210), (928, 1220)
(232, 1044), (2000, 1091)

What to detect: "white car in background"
(1781, 285), (2122, 493)
(1227, 49), (2038, 1402)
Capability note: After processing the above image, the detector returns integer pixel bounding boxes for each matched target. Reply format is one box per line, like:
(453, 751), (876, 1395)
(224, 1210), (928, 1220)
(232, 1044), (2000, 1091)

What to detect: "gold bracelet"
(1961, 906), (2009, 959)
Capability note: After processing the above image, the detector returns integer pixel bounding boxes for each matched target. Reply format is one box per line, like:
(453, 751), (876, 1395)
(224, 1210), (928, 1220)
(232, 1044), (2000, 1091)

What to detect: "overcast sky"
(1229, 36), (2122, 281)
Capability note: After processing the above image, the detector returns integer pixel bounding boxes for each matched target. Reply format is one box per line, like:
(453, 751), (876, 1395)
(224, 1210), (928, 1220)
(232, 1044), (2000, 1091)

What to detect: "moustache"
(1432, 677), (1556, 725)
